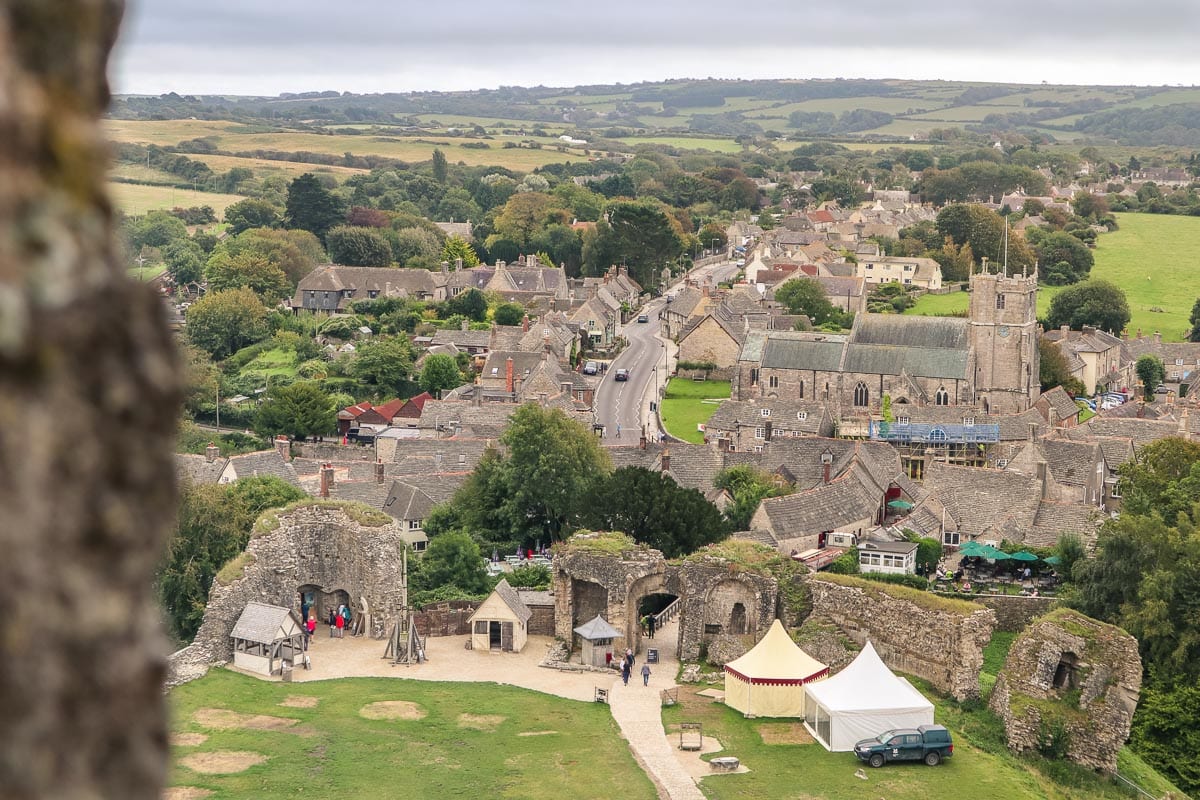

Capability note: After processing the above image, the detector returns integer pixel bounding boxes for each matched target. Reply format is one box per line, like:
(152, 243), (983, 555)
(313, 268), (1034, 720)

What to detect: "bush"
(1037, 718), (1071, 760)
(858, 571), (930, 591)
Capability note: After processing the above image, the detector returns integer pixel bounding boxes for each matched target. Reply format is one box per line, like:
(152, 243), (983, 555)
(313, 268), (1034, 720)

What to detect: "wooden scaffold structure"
(383, 547), (426, 665)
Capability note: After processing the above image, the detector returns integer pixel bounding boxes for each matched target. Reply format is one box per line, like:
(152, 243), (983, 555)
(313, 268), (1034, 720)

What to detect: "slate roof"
(1028, 502), (1102, 548)
(661, 443), (726, 491)
(225, 450), (302, 488)
(1042, 326), (1122, 355)
(1038, 439), (1103, 486)
(176, 452), (227, 485)
(843, 343), (969, 381)
(757, 472), (882, 538)
(1040, 386), (1081, 423)
(705, 399), (830, 437)
(488, 579), (533, 623)
(574, 615), (621, 640)
(851, 314), (969, 350)
(382, 476), (464, 521)
(388, 437), (491, 471)
(760, 335), (846, 371)
(918, 462), (1041, 539)
(516, 589), (555, 607)
(291, 265), (442, 310)
(430, 328), (492, 349)
(230, 602), (300, 644)
(1076, 417), (1180, 447)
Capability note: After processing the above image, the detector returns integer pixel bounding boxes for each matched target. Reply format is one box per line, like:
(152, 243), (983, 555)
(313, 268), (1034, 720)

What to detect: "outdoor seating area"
(932, 543), (1061, 597)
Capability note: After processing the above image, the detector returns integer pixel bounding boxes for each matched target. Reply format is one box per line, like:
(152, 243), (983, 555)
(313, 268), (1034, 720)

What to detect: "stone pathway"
(608, 620), (706, 800)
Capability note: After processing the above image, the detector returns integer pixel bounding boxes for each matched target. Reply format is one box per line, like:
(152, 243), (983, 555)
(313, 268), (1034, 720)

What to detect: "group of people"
(640, 614), (657, 639)
(614, 647), (652, 687)
(326, 604), (352, 638)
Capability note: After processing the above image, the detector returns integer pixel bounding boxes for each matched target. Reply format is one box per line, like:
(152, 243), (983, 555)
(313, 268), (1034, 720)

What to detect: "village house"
(1004, 436), (1107, 507)
(1041, 325), (1128, 395)
(704, 398), (835, 452)
(1034, 385), (1082, 428)
(855, 254), (943, 291)
(290, 265), (446, 313)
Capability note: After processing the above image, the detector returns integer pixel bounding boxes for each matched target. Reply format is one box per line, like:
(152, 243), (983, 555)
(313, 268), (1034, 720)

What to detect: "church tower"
(968, 265), (1040, 413)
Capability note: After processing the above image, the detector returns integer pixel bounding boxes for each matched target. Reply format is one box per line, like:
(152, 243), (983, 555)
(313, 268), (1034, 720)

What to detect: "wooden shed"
(230, 602), (305, 676)
(468, 578), (531, 652)
(574, 614), (621, 668)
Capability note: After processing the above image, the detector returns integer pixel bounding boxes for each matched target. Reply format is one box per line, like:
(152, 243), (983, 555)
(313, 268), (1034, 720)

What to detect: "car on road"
(637, 314), (649, 323)
(582, 361), (599, 375)
(614, 368), (629, 381)
(854, 725), (953, 768)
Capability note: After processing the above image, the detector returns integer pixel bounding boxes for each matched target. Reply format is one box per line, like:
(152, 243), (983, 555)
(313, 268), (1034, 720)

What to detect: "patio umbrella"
(886, 499), (914, 511)
(980, 545), (1010, 560)
(1043, 555), (1062, 565)
(957, 541), (986, 557)
(1009, 551), (1039, 562)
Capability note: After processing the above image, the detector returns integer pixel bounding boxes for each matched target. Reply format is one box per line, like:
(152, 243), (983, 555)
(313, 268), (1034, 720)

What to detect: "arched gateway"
(552, 533), (779, 661)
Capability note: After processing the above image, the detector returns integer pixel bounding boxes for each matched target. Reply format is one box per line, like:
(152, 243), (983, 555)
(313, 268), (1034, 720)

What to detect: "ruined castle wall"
(808, 576), (995, 701)
(975, 595), (1059, 632)
(167, 504), (408, 686)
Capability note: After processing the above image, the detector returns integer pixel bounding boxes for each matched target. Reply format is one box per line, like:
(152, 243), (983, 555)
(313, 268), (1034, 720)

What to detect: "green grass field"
(662, 378), (730, 444)
(108, 182), (248, 217)
(907, 213), (1200, 341)
(237, 347), (300, 381)
(168, 669), (656, 800)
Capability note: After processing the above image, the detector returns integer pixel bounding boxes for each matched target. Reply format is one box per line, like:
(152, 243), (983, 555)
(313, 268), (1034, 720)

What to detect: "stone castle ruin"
(167, 502), (408, 686)
(989, 608), (1142, 773)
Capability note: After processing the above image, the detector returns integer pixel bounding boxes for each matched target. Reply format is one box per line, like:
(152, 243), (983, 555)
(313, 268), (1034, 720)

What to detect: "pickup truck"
(854, 724), (953, 767)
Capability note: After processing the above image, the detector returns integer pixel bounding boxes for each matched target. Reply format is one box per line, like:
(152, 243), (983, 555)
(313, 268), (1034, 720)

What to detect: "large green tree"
(935, 203), (1035, 274)
(440, 234), (480, 268)
(1136, 355), (1166, 398)
(601, 201), (685, 290)
(327, 224), (393, 267)
(411, 530), (489, 596)
(493, 302), (525, 326)
(223, 198), (282, 236)
(254, 381), (337, 440)
(285, 173), (345, 242)
(185, 287), (270, 359)
(1038, 338), (1085, 395)
(581, 467), (729, 557)
(714, 466), (792, 531)
(1188, 298), (1200, 342)
(205, 251), (291, 304)
(775, 277), (843, 326)
(419, 353), (464, 397)
(1045, 280), (1131, 335)
(1034, 230), (1095, 285)
(348, 336), (416, 396)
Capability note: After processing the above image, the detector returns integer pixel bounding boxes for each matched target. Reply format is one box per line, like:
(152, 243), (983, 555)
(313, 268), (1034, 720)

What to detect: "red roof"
(395, 391), (434, 418)
(372, 398), (406, 420)
(808, 210), (835, 224)
(340, 402), (374, 419)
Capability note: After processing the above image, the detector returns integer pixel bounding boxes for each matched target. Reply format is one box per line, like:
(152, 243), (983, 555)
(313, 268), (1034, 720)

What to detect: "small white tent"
(724, 619), (829, 718)
(803, 641), (934, 751)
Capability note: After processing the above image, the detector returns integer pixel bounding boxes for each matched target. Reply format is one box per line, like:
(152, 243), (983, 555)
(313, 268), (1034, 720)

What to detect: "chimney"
(461, 318), (469, 331)
(661, 448), (670, 473)
(1154, 331), (1162, 344)
(319, 463), (334, 498)
(474, 377), (483, 407)
(513, 375), (522, 401)
(702, 286), (710, 298)
(435, 451), (443, 472)
(440, 260), (449, 275)
(544, 333), (552, 354)
(1028, 422), (1038, 442)
(455, 257), (463, 271)
(274, 434), (291, 462)
(522, 314), (530, 332)
(1060, 325), (1069, 334)
(1048, 405), (1058, 428)
(1137, 328), (1143, 339)
(505, 356), (514, 393)
(375, 458), (385, 484)
(1035, 460), (1048, 500)
(205, 442), (219, 463)
(821, 447), (833, 484)
(1180, 407), (1189, 433)
(538, 392), (548, 407)
(560, 381), (573, 399)
(764, 420), (773, 441)
(639, 432), (647, 450)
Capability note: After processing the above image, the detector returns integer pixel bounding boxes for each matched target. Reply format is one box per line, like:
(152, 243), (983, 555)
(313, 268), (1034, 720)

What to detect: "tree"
(163, 239), (204, 285)
(254, 381), (336, 440)
(216, 228), (325, 288)
(411, 530), (489, 596)
(810, 176), (863, 206)
(601, 201), (685, 290)
(1045, 280), (1131, 335)
(205, 251), (291, 304)
(326, 224), (393, 267)
(419, 353), (463, 397)
(440, 234), (480, 268)
(493, 302), (525, 326)
(223, 198), (282, 235)
(430, 148), (449, 184)
(490, 192), (565, 248)
(348, 336), (416, 396)
(1035, 231), (1094, 285)
(124, 209), (188, 252)
(1188, 298), (1200, 342)
(284, 173), (345, 241)
(185, 287), (270, 359)
(1136, 354), (1166, 398)
(713, 466), (790, 531)
(775, 277), (842, 326)
(1038, 338), (1085, 394)
(446, 287), (488, 322)
(935, 203), (1035, 274)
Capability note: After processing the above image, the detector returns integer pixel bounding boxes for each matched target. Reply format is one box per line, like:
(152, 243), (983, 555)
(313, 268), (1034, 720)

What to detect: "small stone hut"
(989, 608), (1142, 773)
(468, 579), (532, 652)
(229, 602), (305, 676)
(575, 614), (621, 667)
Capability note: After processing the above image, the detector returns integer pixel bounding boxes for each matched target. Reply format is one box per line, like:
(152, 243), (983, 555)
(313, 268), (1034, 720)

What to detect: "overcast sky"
(112, 1), (1200, 96)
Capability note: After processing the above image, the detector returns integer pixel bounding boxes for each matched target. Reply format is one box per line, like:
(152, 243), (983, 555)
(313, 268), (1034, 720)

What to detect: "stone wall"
(989, 609), (1141, 773)
(415, 600), (477, 637)
(807, 575), (995, 701)
(975, 595), (1059, 632)
(167, 504), (409, 686)
(525, 602), (556, 636)
(552, 534), (778, 662)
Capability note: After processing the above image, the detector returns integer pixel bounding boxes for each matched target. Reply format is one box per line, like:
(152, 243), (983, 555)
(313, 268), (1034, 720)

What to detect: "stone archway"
(626, 572), (680, 658)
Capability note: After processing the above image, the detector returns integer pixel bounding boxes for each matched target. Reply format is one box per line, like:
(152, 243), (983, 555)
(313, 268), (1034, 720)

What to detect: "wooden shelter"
(574, 614), (621, 667)
(468, 578), (531, 652)
(230, 602), (305, 676)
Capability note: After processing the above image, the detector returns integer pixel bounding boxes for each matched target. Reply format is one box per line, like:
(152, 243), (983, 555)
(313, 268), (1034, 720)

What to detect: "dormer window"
(897, 415), (910, 425)
(761, 408), (771, 417)
(963, 416), (975, 426)
(797, 411), (807, 420)
(1177, 358), (1185, 366)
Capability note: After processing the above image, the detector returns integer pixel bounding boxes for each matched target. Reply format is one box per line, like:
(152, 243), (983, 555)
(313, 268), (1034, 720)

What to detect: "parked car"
(637, 314), (649, 323)
(615, 368), (629, 381)
(855, 725), (953, 768)
(583, 361), (599, 375)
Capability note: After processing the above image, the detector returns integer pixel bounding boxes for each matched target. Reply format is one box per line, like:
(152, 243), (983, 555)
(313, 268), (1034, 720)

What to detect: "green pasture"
(907, 213), (1200, 341)
(168, 669), (655, 800)
(236, 347), (300, 381)
(107, 182), (248, 217)
(621, 136), (744, 153)
(661, 378), (730, 444)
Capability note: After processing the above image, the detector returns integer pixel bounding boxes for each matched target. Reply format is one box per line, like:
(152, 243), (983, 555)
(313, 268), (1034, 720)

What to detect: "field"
(907, 213), (1200, 341)
(662, 378), (730, 444)
(107, 182), (248, 217)
(168, 669), (656, 800)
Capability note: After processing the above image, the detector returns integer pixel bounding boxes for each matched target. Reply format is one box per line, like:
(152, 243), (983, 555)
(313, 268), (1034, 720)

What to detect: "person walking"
(327, 608), (336, 638)
(647, 615), (656, 639)
(621, 659), (631, 686)
(305, 613), (316, 646)
(626, 647), (634, 668)
(335, 609), (345, 638)
(641, 663), (651, 686)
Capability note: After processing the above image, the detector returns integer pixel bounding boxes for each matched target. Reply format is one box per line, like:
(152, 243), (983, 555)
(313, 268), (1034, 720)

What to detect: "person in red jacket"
(335, 609), (345, 638)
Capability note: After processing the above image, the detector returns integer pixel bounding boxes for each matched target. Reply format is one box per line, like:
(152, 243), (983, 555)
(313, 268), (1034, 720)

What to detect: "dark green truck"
(854, 724), (954, 767)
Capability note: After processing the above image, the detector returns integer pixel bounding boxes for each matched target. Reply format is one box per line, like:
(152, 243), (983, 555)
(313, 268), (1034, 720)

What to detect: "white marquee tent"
(802, 640), (934, 751)
(723, 619), (829, 718)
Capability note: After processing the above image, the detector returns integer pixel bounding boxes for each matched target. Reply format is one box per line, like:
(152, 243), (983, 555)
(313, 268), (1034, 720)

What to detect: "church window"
(853, 382), (869, 407)
(750, 368), (759, 386)
(935, 386), (949, 406)
(995, 294), (1006, 309)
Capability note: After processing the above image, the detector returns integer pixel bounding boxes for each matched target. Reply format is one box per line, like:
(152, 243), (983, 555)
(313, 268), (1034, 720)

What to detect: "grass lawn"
(661, 378), (730, 443)
(237, 347), (300, 381)
(168, 668), (656, 800)
(128, 264), (166, 282)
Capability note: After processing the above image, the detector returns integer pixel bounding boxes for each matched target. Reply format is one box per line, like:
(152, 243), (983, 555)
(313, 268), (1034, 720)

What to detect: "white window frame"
(896, 415), (910, 425)
(754, 426), (766, 439)
(761, 408), (771, 417)
(797, 411), (807, 420)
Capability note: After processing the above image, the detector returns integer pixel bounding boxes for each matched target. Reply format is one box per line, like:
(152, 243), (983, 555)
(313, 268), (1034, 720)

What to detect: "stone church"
(733, 270), (1040, 416)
